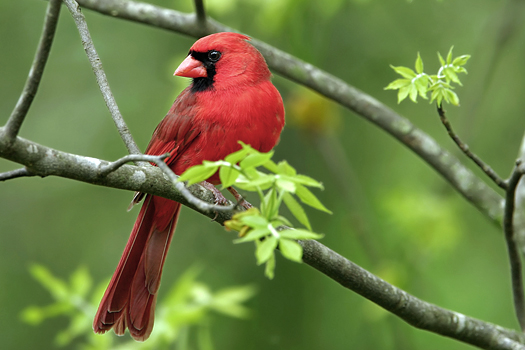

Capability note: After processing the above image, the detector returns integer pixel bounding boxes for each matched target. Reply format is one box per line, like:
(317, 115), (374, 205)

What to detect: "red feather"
(93, 33), (285, 341)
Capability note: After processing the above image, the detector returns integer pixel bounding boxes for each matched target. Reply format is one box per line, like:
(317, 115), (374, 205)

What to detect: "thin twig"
(504, 160), (525, 332)
(63, 0), (143, 161)
(4, 0), (61, 143)
(100, 153), (237, 213)
(0, 168), (34, 181)
(193, 0), (206, 24)
(437, 105), (508, 190)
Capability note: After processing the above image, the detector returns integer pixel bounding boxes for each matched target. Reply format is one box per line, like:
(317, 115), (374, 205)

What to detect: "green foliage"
(178, 142), (328, 279)
(20, 264), (255, 349)
(385, 47), (470, 107)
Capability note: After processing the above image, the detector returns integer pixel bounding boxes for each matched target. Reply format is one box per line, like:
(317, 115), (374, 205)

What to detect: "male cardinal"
(93, 32), (285, 341)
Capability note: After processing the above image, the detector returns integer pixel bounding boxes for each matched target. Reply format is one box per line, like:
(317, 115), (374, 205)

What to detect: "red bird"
(93, 32), (285, 341)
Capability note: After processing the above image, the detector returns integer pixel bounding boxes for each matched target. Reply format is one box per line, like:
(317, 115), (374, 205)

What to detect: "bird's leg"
(199, 181), (230, 205)
(227, 187), (253, 210)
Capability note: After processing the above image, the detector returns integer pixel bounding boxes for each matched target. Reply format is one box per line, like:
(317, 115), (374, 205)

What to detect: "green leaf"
(69, 265), (91, 298)
(211, 285), (257, 318)
(397, 85), (411, 103)
(240, 151), (274, 169)
(234, 227), (271, 243)
(437, 51), (446, 66)
(452, 54), (470, 67)
(279, 239), (303, 263)
(295, 184), (332, 213)
(264, 254), (276, 279)
(219, 165), (241, 188)
(276, 160), (297, 176)
(415, 52), (424, 74)
(256, 236), (278, 265)
(262, 159), (279, 173)
(443, 67), (461, 85)
(390, 65), (417, 79)
(239, 214), (269, 229)
(279, 229), (324, 240)
(29, 264), (69, 300)
(224, 147), (250, 165)
(446, 46), (454, 64)
(235, 173), (274, 191)
(283, 192), (311, 230)
(177, 163), (218, 185)
(408, 84), (418, 103)
(289, 174), (324, 188)
(276, 177), (296, 193)
(384, 78), (411, 90)
(446, 89), (460, 106)
(261, 188), (278, 219)
(414, 75), (429, 99)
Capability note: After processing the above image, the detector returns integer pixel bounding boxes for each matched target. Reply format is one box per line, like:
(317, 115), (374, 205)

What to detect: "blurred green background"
(2, 0), (525, 349)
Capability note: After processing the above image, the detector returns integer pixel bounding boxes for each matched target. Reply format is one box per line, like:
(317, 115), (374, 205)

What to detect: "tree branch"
(0, 167), (34, 181)
(193, 0), (206, 24)
(300, 239), (525, 350)
(73, 0), (505, 226)
(3, 0), (61, 144)
(0, 128), (523, 349)
(504, 161), (525, 331)
(101, 153), (237, 213)
(437, 105), (507, 190)
(63, 0), (143, 159)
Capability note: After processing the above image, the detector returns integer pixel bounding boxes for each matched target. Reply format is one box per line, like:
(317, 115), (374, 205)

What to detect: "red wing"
(144, 88), (201, 169)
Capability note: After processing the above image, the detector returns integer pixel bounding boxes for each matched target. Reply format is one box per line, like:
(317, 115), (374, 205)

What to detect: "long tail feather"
(93, 195), (181, 341)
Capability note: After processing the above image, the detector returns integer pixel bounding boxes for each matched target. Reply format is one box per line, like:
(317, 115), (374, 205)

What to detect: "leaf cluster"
(177, 142), (330, 279)
(385, 47), (470, 106)
(20, 264), (255, 349)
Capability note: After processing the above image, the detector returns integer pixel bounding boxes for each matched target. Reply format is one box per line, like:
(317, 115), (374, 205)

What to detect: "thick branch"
(300, 239), (525, 350)
(63, 0), (142, 158)
(504, 162), (525, 331)
(0, 129), (523, 350)
(101, 153), (237, 213)
(0, 129), (231, 223)
(4, 0), (61, 143)
(74, 0), (505, 226)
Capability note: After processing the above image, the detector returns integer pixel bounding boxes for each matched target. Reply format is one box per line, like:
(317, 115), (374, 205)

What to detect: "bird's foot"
(199, 181), (230, 206)
(227, 187), (253, 210)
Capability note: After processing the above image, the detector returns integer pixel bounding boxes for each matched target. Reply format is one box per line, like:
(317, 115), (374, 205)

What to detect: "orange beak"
(174, 55), (207, 78)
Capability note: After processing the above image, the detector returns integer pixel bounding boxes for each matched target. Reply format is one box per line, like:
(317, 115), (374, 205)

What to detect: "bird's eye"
(208, 50), (221, 62)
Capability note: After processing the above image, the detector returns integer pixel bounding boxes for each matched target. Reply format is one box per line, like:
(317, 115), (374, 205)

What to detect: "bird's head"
(174, 32), (271, 92)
